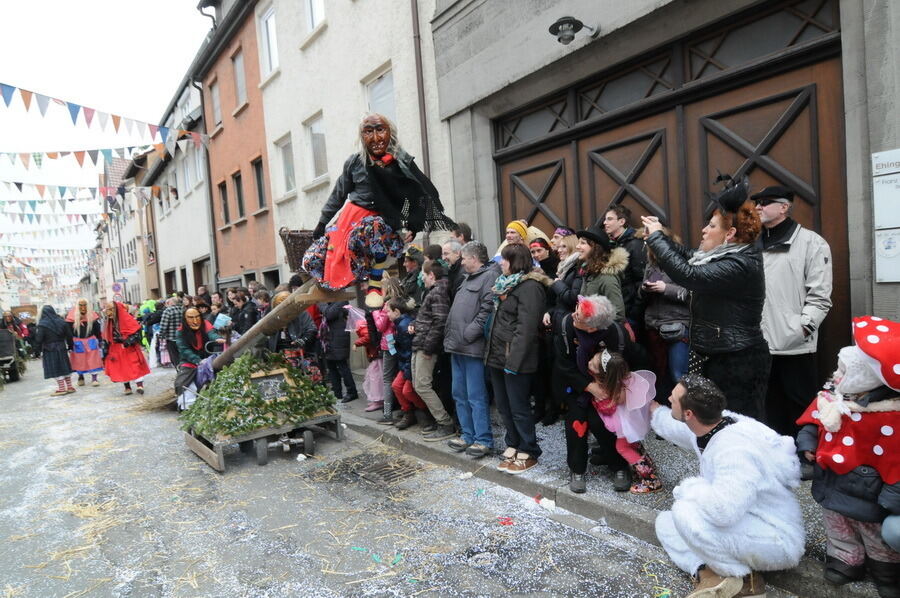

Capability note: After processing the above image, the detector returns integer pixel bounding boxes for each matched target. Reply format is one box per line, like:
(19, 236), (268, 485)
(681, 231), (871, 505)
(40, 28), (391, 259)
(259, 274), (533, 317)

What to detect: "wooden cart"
(184, 407), (342, 472)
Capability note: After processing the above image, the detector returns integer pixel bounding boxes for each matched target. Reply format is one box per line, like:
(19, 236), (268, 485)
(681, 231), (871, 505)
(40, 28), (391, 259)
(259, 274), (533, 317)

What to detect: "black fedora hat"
(576, 223), (612, 250)
(750, 185), (794, 203)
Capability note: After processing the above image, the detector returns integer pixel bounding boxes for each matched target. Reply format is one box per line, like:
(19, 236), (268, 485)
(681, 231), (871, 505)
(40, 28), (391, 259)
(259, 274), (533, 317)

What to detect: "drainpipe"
(192, 79), (220, 289)
(410, 0), (430, 177)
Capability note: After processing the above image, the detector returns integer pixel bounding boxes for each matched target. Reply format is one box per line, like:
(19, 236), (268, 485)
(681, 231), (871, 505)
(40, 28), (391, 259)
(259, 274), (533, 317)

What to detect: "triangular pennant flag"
(34, 93), (50, 117)
(36, 185), (45, 198)
(74, 151), (85, 167)
(58, 200), (66, 212)
(58, 186), (67, 198)
(111, 114), (121, 132)
(149, 124), (159, 140)
(177, 139), (190, 153)
(0, 83), (15, 107)
(124, 118), (134, 135)
(100, 149), (113, 164)
(48, 199), (56, 212)
(27, 200), (36, 212)
(27, 213), (33, 224)
(87, 150), (99, 165)
(18, 213), (24, 224)
(191, 132), (202, 148)
(153, 143), (166, 159)
(81, 214), (88, 224)
(114, 147), (125, 159)
(14, 182), (23, 192)
(67, 102), (81, 125)
(46, 152), (58, 159)
(83, 107), (95, 128)
(19, 89), (32, 111)
(34, 214), (41, 223)
(19, 153), (29, 169)
(32, 153), (42, 168)
(159, 126), (169, 144)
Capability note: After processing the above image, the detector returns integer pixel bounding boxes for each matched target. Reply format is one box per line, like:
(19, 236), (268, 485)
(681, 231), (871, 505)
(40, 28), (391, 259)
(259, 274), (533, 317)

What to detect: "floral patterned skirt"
(302, 203), (405, 290)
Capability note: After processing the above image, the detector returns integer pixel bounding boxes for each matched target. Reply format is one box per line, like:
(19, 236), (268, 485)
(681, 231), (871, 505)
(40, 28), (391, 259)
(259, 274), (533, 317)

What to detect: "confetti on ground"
(497, 516), (515, 526)
(458, 472), (473, 480)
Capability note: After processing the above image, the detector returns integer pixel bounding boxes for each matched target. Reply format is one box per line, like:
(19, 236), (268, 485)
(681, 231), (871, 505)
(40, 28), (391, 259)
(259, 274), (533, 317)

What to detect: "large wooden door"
(497, 57), (848, 370)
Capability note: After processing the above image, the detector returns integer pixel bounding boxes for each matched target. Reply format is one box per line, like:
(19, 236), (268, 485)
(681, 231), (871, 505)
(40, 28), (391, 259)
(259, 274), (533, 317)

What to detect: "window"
(194, 146), (205, 183)
(367, 70), (396, 122)
(209, 81), (222, 126)
(219, 181), (230, 223)
(233, 171), (245, 218)
(278, 138), (295, 193)
(252, 158), (266, 208)
(232, 50), (247, 106)
(307, 0), (325, 30)
(261, 7), (279, 75)
(306, 114), (328, 179)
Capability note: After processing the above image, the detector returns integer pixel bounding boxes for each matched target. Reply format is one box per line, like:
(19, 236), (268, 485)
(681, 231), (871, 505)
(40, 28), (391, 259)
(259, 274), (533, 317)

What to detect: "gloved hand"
(313, 222), (326, 239)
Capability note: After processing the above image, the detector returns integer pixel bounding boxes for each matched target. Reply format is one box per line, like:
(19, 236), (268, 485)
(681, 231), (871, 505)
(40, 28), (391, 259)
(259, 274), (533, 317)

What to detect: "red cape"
(798, 398), (900, 484)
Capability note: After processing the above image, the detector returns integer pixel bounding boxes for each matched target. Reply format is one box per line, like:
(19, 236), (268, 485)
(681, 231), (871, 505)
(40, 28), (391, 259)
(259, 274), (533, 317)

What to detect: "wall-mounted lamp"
(548, 16), (600, 45)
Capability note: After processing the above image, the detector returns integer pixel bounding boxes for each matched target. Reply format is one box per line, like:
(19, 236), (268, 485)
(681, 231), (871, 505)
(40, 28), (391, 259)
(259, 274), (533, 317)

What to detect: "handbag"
(658, 322), (687, 342)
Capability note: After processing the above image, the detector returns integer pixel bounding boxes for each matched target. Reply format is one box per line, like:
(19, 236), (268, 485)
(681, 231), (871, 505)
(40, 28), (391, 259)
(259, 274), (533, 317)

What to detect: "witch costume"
(102, 301), (150, 393)
(32, 305), (75, 396)
(66, 303), (103, 385)
(302, 148), (455, 304)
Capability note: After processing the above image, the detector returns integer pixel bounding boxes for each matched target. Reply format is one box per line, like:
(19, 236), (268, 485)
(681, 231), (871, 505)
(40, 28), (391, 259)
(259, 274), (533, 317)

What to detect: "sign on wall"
(872, 149), (900, 283)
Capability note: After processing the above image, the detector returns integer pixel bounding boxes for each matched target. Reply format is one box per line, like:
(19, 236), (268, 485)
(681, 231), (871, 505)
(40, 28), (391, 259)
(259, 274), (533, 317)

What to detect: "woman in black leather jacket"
(641, 178), (770, 419)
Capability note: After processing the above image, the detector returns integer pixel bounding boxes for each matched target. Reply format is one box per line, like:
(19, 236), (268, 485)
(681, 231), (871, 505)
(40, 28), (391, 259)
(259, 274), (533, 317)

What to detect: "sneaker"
(569, 472), (586, 493)
(735, 571), (766, 597)
(420, 421), (437, 434)
(496, 447), (516, 471)
(465, 443), (490, 458)
(424, 424), (456, 442)
(50, 390), (67, 397)
(506, 453), (537, 475)
(612, 469), (632, 492)
(376, 414), (395, 425)
(124, 388), (133, 396)
(66, 388), (77, 394)
(686, 567), (743, 598)
(364, 402), (384, 412)
(136, 386), (145, 395)
(77, 377), (85, 386)
(448, 438), (470, 452)
(91, 380), (100, 387)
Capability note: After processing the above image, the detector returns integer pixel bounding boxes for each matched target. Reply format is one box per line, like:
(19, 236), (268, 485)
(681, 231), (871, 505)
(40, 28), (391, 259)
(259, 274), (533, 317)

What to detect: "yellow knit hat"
(505, 219), (528, 241)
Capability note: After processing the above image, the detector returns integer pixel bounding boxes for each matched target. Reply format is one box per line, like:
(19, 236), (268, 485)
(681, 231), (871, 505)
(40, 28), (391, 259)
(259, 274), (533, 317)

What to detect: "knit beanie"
(505, 220), (528, 240)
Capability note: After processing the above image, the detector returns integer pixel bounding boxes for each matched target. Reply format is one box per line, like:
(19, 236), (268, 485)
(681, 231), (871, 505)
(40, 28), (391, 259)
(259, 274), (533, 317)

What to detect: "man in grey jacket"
(443, 241), (499, 459)
(754, 185), (833, 436)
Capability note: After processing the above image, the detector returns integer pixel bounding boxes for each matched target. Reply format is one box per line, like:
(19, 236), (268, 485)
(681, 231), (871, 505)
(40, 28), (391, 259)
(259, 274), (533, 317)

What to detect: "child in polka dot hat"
(796, 316), (900, 597)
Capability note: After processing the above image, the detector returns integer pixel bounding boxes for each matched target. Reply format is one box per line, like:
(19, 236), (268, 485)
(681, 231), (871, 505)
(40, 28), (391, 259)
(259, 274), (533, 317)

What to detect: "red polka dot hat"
(852, 316), (900, 391)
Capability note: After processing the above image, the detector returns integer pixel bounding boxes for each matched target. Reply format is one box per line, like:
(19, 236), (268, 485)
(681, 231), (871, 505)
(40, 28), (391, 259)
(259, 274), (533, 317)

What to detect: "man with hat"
(753, 185), (833, 436)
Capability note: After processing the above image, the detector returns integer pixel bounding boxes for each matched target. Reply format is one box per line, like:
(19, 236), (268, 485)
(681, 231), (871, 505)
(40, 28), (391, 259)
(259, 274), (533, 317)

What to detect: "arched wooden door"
(498, 57), (848, 373)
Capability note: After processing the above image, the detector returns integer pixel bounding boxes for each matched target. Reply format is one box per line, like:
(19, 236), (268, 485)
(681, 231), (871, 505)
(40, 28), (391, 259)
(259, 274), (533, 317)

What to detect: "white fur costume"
(651, 407), (805, 577)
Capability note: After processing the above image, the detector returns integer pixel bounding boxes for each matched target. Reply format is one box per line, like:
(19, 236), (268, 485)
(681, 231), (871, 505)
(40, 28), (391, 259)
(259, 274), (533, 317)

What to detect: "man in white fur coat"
(650, 374), (805, 598)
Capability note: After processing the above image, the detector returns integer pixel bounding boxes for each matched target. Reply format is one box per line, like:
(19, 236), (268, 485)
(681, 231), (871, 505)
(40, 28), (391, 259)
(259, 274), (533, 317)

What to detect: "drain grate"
(356, 457), (424, 485)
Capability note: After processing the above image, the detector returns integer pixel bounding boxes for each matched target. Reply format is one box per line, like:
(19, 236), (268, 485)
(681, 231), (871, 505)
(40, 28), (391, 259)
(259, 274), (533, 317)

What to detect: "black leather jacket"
(645, 231), (766, 354)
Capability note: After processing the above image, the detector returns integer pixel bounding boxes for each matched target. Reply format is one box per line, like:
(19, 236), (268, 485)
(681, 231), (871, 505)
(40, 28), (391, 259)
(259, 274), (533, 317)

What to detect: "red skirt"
(104, 342), (150, 383)
(70, 336), (104, 374)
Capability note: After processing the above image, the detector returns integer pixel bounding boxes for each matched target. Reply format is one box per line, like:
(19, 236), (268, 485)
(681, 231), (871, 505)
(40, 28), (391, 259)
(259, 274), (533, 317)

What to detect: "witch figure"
(302, 113), (455, 308)
(66, 298), (103, 387)
(33, 305), (75, 396)
(102, 301), (150, 395)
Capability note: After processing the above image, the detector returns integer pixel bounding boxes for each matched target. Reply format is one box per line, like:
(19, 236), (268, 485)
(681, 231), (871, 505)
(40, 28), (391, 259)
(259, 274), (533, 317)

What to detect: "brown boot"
(686, 566), (743, 598)
(394, 411), (417, 430)
(735, 571), (765, 597)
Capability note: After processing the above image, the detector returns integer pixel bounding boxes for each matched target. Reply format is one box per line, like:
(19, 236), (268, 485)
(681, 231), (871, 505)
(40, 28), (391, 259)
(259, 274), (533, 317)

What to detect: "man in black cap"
(752, 185), (832, 437)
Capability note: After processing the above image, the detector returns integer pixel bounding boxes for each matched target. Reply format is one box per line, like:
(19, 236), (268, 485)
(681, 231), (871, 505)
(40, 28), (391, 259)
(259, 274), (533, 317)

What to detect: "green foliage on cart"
(179, 352), (336, 439)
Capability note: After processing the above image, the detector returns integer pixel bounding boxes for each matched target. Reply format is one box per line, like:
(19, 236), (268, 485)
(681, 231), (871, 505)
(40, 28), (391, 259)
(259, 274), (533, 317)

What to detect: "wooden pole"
(211, 280), (355, 371)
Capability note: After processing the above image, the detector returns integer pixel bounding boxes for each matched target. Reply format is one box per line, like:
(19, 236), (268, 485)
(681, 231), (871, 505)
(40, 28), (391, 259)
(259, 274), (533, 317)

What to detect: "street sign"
(112, 283), (122, 292)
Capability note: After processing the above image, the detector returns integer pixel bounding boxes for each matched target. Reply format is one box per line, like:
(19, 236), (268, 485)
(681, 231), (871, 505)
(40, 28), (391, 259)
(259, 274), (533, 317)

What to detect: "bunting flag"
(0, 81), (210, 144)
(0, 137), (200, 170)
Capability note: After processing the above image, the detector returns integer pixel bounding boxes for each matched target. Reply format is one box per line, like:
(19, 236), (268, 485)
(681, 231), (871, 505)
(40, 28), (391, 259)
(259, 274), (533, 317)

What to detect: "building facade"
(144, 80), (214, 297)
(193, 0), (279, 290)
(432, 0), (899, 375)
(256, 0), (453, 279)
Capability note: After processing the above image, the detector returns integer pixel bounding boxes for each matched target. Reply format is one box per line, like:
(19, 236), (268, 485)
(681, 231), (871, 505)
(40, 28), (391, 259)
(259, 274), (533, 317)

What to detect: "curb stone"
(341, 409), (879, 598)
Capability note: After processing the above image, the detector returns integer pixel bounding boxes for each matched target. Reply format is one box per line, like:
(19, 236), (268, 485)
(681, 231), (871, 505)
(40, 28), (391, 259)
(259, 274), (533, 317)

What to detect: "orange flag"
(112, 114), (121, 132)
(19, 153), (29, 168)
(19, 89), (32, 111)
(74, 151), (86, 167)
(46, 152), (58, 159)
(153, 143), (166, 159)
(36, 184), (45, 198)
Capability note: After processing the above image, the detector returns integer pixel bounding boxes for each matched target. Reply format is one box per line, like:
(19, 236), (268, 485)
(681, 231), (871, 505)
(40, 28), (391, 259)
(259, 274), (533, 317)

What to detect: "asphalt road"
(0, 363), (792, 598)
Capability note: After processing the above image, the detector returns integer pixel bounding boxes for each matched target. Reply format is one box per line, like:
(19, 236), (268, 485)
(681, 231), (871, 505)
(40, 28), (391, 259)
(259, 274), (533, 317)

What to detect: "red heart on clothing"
(572, 420), (588, 438)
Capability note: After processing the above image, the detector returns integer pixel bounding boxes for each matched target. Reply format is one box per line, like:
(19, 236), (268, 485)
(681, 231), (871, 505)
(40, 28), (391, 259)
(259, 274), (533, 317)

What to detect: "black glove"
(123, 332), (142, 348)
(313, 222), (326, 239)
